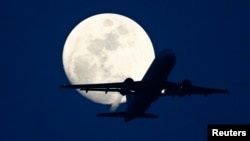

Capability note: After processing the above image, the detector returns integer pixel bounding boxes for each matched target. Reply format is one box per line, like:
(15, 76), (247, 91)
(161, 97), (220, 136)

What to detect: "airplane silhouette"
(61, 49), (229, 122)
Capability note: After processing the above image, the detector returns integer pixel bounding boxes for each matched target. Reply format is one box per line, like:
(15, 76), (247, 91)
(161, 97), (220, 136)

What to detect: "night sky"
(1, 0), (249, 141)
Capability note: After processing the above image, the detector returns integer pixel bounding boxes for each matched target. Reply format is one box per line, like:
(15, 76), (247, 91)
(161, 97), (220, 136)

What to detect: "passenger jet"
(61, 49), (229, 122)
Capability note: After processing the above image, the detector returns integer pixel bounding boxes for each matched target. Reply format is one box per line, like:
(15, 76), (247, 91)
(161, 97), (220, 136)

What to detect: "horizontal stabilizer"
(139, 113), (158, 118)
(97, 112), (126, 117)
(96, 112), (158, 118)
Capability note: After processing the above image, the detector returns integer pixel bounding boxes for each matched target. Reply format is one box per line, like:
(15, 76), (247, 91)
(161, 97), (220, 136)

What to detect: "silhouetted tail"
(96, 112), (158, 118)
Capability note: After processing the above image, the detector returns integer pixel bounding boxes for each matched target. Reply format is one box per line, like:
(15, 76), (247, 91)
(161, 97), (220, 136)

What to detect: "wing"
(61, 82), (123, 93)
(163, 82), (229, 96)
(61, 78), (141, 94)
(185, 85), (229, 94)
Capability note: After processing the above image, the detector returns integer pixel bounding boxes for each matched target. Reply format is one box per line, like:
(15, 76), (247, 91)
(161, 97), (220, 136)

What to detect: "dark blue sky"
(1, 0), (249, 141)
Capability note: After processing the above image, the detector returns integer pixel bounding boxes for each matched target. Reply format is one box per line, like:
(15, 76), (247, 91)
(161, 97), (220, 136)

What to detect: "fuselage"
(124, 49), (176, 121)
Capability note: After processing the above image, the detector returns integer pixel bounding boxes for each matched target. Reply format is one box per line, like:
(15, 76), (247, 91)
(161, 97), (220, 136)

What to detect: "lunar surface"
(62, 13), (155, 109)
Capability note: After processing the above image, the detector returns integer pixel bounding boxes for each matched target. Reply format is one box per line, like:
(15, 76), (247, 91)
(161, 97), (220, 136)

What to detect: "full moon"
(63, 13), (155, 107)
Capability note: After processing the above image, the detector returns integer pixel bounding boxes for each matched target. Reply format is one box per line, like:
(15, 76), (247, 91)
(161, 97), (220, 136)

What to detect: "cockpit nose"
(160, 49), (175, 57)
(159, 49), (176, 62)
(160, 49), (174, 54)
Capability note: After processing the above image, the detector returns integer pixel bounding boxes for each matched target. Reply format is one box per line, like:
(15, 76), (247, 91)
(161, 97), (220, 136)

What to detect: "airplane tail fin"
(96, 112), (158, 118)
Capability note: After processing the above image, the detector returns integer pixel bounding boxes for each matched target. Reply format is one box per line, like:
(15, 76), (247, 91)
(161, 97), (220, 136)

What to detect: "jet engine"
(120, 78), (134, 95)
(178, 79), (192, 97)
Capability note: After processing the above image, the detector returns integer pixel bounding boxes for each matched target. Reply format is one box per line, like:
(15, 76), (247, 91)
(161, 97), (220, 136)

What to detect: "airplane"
(61, 49), (229, 122)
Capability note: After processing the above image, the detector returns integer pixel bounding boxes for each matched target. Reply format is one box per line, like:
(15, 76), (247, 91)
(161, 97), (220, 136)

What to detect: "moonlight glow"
(63, 13), (155, 106)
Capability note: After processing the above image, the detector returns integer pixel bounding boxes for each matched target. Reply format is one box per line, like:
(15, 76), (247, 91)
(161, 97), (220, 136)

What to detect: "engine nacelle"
(178, 79), (192, 97)
(120, 78), (134, 95)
